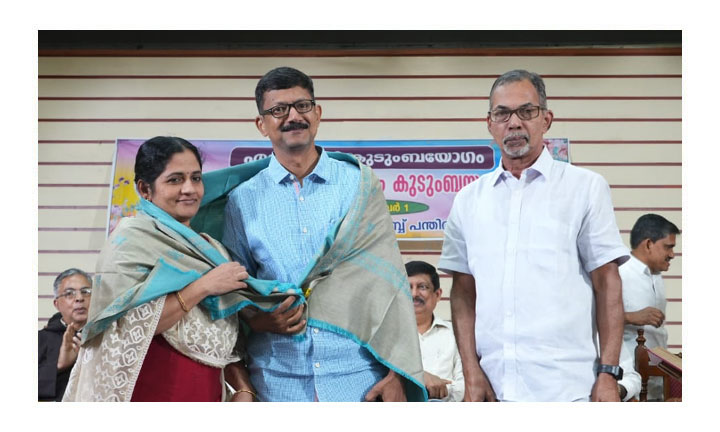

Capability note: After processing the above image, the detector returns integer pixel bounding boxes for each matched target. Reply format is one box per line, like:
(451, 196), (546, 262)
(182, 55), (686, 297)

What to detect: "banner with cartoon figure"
(108, 139), (569, 239)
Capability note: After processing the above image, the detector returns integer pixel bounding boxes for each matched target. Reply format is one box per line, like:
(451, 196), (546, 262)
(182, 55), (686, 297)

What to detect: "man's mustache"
(413, 296), (425, 305)
(281, 122), (309, 132)
(503, 133), (529, 145)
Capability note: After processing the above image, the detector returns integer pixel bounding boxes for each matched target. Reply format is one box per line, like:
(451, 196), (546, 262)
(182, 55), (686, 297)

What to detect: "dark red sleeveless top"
(131, 335), (222, 402)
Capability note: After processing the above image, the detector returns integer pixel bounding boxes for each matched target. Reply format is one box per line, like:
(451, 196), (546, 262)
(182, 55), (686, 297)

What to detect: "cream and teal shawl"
(63, 201), (244, 401)
(192, 152), (428, 401)
(79, 198), (297, 344)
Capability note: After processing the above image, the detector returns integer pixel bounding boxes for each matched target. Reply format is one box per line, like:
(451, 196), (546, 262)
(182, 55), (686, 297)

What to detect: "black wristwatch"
(597, 364), (623, 380)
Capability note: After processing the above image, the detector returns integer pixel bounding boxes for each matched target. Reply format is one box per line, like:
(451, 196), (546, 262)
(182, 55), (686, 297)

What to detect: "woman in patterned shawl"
(63, 136), (255, 402)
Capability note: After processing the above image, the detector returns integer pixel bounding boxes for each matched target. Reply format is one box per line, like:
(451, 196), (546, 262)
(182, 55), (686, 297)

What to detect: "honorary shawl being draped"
(192, 152), (428, 401)
(63, 201), (243, 401)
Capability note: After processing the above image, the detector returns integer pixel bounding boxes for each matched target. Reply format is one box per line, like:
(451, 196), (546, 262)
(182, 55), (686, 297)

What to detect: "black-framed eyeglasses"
(56, 288), (92, 300)
(261, 99), (316, 118)
(488, 105), (544, 123)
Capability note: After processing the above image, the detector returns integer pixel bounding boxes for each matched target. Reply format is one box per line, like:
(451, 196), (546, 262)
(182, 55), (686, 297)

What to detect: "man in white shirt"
(406, 261), (464, 401)
(438, 69), (629, 401)
(621, 213), (679, 400)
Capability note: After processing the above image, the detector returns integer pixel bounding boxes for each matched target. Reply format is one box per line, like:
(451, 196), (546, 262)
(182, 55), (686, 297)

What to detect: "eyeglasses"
(261, 99), (316, 118)
(56, 288), (92, 300)
(488, 105), (544, 123)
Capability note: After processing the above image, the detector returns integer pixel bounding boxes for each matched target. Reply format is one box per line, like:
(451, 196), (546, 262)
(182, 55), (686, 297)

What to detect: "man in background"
(621, 213), (679, 400)
(38, 268), (92, 401)
(406, 261), (464, 401)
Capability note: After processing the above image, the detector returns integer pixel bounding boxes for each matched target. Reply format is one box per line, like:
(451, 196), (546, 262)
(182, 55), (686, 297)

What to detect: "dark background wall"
(39, 30), (681, 52)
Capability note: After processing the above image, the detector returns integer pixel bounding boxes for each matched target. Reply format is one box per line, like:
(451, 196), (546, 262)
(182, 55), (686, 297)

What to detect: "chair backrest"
(634, 328), (673, 401)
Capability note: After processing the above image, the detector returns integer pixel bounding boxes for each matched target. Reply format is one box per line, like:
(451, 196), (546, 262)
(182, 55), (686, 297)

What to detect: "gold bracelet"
(175, 291), (190, 313)
(233, 389), (257, 400)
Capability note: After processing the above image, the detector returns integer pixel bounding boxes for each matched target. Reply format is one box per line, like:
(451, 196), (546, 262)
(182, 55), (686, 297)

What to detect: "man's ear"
(640, 238), (654, 254)
(255, 115), (268, 137)
(543, 109), (554, 133)
(435, 287), (443, 299)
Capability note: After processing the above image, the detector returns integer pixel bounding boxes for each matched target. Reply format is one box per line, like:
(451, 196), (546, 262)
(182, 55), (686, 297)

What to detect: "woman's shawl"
(64, 205), (242, 401)
(81, 199), (298, 343)
(63, 296), (167, 401)
(192, 152), (428, 402)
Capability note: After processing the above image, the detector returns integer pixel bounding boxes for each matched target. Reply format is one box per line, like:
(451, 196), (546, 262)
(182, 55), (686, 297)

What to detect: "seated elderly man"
(38, 268), (92, 401)
(406, 261), (464, 401)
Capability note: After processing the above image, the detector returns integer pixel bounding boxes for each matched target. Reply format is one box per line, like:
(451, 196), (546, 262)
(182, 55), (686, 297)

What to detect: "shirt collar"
(430, 314), (451, 331)
(267, 146), (330, 184)
(491, 145), (553, 186)
(628, 253), (653, 277)
(310, 147), (331, 183)
(489, 162), (506, 186)
(531, 146), (554, 178)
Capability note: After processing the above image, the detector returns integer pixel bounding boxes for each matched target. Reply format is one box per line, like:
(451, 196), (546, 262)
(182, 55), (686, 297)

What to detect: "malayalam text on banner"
(108, 139), (569, 240)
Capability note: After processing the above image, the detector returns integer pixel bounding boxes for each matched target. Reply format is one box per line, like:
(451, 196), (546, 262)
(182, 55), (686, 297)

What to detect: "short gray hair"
(53, 268), (92, 297)
(489, 69), (548, 110)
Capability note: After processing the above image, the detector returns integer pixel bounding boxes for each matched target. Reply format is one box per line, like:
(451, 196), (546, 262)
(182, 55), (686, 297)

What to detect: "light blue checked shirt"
(223, 148), (386, 401)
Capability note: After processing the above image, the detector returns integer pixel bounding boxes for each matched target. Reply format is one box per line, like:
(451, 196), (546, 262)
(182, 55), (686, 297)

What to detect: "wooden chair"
(634, 329), (681, 401)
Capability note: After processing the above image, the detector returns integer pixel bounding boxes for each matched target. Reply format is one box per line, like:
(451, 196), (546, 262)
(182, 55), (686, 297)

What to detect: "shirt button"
(314, 362), (321, 368)
(302, 227), (308, 233)
(299, 196), (304, 202)
(313, 328), (319, 334)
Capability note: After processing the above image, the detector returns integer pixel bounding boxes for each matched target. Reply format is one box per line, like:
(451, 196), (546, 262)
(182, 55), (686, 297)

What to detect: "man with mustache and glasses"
(438, 70), (629, 402)
(620, 213), (679, 400)
(406, 261), (464, 401)
(215, 67), (425, 402)
(39, 268), (92, 401)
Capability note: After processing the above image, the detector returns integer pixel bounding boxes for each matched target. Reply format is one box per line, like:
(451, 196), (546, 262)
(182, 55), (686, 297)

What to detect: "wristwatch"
(597, 364), (623, 380)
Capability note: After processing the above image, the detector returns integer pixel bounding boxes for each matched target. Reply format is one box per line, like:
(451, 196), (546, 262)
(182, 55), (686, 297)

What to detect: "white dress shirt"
(419, 316), (465, 401)
(620, 254), (668, 400)
(438, 147), (629, 401)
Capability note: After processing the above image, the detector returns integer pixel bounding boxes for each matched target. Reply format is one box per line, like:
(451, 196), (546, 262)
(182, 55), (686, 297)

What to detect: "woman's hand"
(224, 361), (256, 402)
(155, 262), (249, 334)
(197, 262), (249, 296)
(229, 390), (255, 402)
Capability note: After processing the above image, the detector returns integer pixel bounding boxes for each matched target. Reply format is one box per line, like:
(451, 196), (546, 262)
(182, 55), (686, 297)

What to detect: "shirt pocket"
(529, 219), (572, 279)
